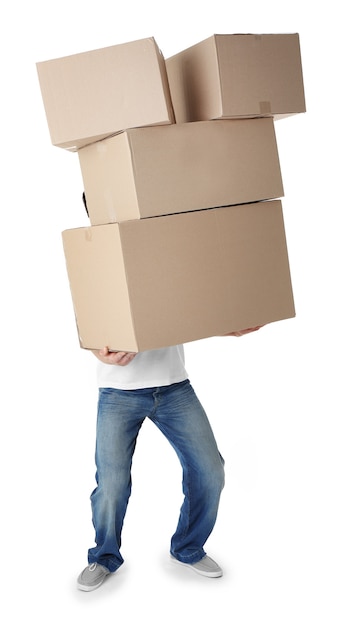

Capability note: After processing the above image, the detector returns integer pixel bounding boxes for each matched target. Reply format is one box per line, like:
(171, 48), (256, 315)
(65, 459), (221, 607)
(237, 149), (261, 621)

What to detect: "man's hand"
(92, 346), (137, 366)
(224, 326), (263, 337)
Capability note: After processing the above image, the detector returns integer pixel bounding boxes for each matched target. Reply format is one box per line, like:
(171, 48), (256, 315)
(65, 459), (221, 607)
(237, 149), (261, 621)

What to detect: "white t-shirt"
(96, 344), (189, 390)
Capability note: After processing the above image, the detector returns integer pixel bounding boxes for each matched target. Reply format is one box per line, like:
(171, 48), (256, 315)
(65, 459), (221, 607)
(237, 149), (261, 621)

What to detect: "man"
(78, 328), (260, 591)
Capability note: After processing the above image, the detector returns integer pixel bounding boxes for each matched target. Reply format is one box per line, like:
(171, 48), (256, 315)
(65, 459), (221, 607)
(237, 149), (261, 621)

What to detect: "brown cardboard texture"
(166, 34), (306, 123)
(79, 118), (284, 225)
(36, 37), (174, 151)
(62, 201), (295, 352)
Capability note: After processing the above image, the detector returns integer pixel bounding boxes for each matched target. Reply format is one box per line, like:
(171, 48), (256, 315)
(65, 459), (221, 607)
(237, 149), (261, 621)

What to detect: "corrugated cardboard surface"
(36, 37), (175, 151)
(166, 33), (306, 123)
(62, 200), (295, 352)
(79, 118), (284, 225)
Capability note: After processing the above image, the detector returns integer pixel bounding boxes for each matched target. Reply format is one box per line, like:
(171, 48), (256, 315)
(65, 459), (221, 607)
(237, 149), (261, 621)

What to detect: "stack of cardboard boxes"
(36, 34), (306, 352)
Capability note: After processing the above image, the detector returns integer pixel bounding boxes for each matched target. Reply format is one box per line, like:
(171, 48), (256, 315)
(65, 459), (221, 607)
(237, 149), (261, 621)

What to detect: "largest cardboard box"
(36, 37), (174, 151)
(62, 200), (295, 352)
(79, 117), (284, 225)
(166, 33), (306, 122)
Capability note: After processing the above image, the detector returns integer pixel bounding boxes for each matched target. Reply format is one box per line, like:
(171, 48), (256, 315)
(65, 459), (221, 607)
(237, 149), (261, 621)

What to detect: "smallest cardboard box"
(78, 117), (283, 225)
(36, 37), (174, 151)
(62, 200), (295, 352)
(166, 33), (306, 123)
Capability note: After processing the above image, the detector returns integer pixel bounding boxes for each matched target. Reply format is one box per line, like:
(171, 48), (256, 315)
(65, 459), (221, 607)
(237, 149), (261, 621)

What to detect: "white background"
(1, 1), (345, 624)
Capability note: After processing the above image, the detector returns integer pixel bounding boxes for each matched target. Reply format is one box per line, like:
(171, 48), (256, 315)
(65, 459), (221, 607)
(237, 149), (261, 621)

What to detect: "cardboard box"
(62, 200), (295, 352)
(166, 34), (306, 123)
(36, 37), (175, 151)
(78, 117), (284, 225)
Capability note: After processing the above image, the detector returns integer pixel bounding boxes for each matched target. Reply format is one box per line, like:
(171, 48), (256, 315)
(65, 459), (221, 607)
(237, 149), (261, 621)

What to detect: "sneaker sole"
(77, 573), (109, 592)
(77, 582), (104, 591)
(170, 556), (223, 578)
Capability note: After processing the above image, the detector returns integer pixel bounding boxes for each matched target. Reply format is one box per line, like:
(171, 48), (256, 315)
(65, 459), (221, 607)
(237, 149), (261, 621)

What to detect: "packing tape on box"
(260, 101), (272, 114)
(85, 228), (93, 242)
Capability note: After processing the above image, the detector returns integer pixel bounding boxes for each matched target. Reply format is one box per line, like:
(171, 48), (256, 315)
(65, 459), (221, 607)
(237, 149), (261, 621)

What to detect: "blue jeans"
(88, 379), (225, 572)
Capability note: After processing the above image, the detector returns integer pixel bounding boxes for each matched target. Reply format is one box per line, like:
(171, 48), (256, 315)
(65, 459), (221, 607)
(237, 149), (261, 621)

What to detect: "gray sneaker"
(77, 562), (110, 591)
(170, 555), (223, 578)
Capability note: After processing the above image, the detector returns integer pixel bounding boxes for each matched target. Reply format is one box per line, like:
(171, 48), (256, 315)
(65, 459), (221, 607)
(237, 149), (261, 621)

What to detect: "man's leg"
(87, 387), (147, 572)
(149, 380), (225, 566)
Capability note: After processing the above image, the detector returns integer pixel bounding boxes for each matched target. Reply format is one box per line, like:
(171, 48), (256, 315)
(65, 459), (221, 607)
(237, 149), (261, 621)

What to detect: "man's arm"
(92, 346), (137, 366)
(92, 327), (262, 366)
(223, 326), (263, 337)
